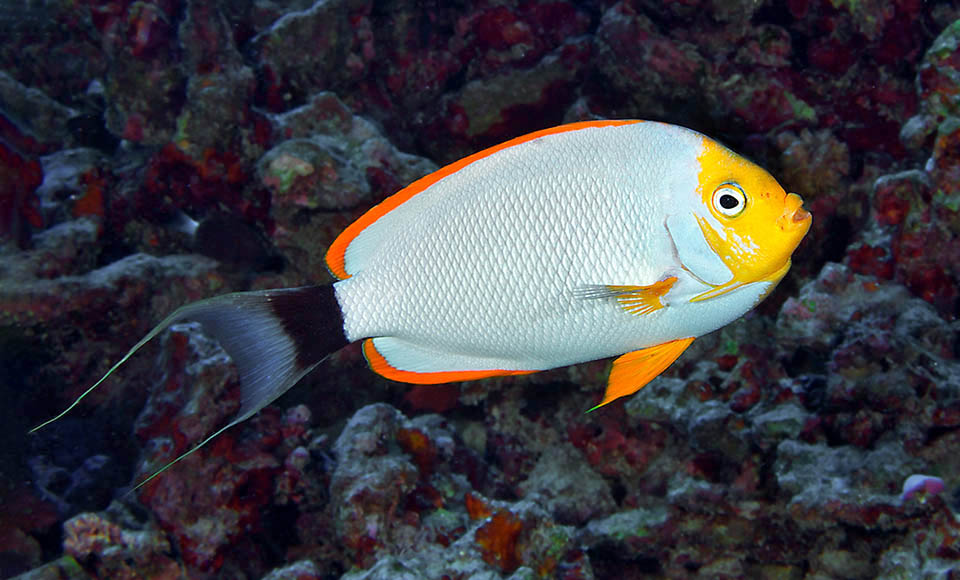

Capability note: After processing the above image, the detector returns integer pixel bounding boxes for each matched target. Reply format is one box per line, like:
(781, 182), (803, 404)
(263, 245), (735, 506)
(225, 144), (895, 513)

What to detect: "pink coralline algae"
(63, 511), (178, 579)
(901, 474), (947, 503)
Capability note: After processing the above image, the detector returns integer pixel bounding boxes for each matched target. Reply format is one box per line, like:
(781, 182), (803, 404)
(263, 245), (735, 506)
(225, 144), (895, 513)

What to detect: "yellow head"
(685, 137), (811, 301)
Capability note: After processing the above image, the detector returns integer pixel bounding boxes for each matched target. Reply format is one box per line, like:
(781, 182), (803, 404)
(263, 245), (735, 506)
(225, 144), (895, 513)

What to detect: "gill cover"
(665, 212), (734, 286)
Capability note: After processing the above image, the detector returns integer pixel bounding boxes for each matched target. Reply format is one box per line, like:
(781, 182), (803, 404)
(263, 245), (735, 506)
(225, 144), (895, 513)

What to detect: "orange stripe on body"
(324, 120), (642, 279)
(362, 339), (537, 384)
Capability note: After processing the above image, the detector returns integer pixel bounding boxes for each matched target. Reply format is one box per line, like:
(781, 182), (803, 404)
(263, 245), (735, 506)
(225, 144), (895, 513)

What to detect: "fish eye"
(712, 183), (746, 217)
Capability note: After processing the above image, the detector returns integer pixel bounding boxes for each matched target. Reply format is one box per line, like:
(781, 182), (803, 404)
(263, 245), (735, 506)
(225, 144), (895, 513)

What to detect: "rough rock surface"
(3, 2), (960, 579)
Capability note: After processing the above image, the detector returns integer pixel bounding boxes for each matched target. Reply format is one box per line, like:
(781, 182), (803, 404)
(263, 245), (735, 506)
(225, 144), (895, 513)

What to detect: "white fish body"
(331, 121), (797, 382)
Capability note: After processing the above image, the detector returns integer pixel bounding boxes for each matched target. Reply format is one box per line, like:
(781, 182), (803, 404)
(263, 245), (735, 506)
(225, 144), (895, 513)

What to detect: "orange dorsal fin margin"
(325, 120), (642, 280)
(590, 337), (695, 411)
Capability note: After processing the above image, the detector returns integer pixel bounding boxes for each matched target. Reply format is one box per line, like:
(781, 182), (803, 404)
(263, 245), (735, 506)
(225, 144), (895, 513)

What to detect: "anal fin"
(590, 337), (695, 410)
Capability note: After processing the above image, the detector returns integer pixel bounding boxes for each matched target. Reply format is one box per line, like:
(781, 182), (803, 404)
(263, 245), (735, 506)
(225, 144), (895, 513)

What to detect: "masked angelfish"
(35, 120), (811, 479)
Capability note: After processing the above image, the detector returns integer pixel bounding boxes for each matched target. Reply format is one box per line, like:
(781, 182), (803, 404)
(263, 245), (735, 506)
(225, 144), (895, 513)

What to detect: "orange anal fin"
(363, 339), (536, 385)
(590, 336), (695, 411)
(610, 276), (678, 316)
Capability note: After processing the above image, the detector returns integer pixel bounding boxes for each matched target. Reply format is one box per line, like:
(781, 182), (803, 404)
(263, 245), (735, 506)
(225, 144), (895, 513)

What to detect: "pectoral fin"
(590, 337), (695, 411)
(576, 276), (678, 317)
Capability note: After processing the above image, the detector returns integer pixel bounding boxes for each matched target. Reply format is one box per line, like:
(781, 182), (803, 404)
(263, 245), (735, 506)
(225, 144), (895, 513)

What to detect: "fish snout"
(779, 192), (812, 231)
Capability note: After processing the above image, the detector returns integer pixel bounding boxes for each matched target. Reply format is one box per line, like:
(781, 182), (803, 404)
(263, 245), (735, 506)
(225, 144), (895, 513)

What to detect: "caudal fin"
(32, 284), (347, 488)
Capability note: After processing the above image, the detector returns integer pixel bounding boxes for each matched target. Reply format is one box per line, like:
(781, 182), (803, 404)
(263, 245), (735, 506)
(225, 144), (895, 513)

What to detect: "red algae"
(474, 510), (524, 573)
(0, 139), (43, 247)
(396, 427), (438, 475)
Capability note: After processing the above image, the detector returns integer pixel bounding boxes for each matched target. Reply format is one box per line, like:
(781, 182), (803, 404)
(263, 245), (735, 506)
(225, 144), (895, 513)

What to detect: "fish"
(34, 120), (811, 483)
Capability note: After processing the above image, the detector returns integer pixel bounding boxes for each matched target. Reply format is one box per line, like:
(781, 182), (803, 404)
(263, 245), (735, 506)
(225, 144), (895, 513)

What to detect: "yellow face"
(691, 138), (812, 300)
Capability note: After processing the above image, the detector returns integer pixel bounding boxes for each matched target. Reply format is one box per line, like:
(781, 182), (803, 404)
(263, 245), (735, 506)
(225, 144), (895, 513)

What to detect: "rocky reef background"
(3, 0), (960, 578)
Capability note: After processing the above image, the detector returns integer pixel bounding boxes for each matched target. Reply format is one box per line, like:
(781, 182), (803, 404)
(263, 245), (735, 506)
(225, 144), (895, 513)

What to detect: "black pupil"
(719, 193), (740, 210)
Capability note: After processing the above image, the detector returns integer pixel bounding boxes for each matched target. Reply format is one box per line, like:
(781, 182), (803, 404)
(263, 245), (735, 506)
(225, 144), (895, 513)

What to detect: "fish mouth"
(779, 192), (812, 230)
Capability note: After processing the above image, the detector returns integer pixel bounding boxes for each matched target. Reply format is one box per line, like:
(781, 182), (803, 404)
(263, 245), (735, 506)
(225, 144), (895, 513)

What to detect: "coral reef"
(3, 1), (960, 579)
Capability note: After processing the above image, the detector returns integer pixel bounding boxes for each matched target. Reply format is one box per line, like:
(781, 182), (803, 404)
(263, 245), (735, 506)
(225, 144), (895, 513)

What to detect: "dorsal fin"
(324, 120), (642, 279)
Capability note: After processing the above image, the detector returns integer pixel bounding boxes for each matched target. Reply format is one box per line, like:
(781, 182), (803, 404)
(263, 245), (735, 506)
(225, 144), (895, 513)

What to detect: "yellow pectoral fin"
(614, 276), (678, 316)
(590, 337), (695, 411)
(578, 276), (678, 317)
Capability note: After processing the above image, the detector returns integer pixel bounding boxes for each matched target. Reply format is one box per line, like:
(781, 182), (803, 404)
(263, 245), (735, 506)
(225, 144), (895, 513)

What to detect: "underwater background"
(2, 0), (960, 578)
